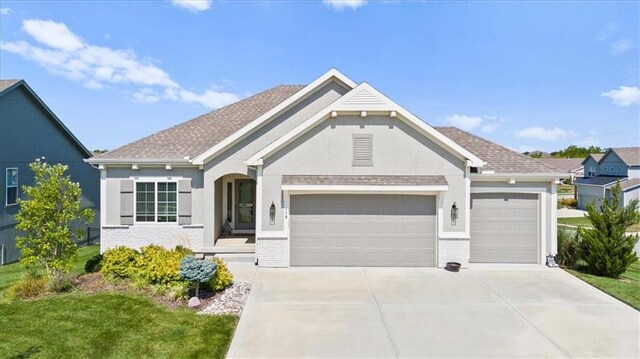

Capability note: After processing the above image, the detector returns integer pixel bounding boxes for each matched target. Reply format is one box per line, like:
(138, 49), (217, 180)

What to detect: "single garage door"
(470, 193), (539, 263)
(290, 194), (436, 266)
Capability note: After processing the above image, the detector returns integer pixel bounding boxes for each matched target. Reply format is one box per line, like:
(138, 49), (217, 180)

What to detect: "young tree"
(179, 256), (216, 297)
(15, 159), (94, 278)
(579, 183), (639, 278)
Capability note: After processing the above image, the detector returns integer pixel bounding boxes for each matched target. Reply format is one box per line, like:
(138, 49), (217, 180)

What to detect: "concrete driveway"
(227, 265), (639, 358)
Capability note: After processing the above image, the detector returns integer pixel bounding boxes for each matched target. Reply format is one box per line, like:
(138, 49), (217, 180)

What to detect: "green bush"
(166, 281), (190, 300)
(49, 272), (75, 293)
(557, 227), (581, 268)
(84, 254), (103, 273)
(101, 246), (139, 279)
(136, 245), (184, 284)
(9, 271), (48, 299)
(174, 245), (193, 257)
(579, 183), (640, 278)
(209, 257), (234, 292)
(558, 198), (577, 209)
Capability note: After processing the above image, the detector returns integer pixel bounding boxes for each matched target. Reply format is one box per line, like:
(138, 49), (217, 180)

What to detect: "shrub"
(210, 257), (234, 292)
(557, 227), (581, 268)
(174, 245), (193, 257)
(49, 272), (75, 293)
(136, 245), (184, 284)
(101, 246), (139, 279)
(558, 198), (577, 209)
(9, 271), (48, 299)
(166, 281), (190, 300)
(579, 183), (640, 278)
(84, 254), (103, 273)
(180, 257), (216, 297)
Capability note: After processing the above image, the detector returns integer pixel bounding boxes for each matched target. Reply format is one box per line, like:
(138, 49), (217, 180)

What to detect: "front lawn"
(0, 245), (99, 295)
(558, 184), (574, 194)
(565, 261), (640, 310)
(0, 292), (237, 358)
(558, 217), (640, 232)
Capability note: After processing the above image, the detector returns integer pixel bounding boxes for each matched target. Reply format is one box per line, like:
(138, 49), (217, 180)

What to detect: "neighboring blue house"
(575, 148), (640, 210)
(0, 79), (100, 265)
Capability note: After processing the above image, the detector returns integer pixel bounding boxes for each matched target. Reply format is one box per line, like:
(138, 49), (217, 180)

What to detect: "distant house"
(575, 148), (640, 210)
(537, 158), (584, 183)
(0, 80), (100, 264)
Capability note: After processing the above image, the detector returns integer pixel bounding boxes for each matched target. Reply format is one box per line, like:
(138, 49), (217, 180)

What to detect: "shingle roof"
(536, 158), (584, 172)
(619, 178), (640, 191)
(582, 153), (605, 165)
(96, 85), (305, 160)
(575, 176), (625, 187)
(434, 127), (564, 174)
(282, 175), (448, 186)
(611, 147), (640, 166)
(0, 79), (20, 93)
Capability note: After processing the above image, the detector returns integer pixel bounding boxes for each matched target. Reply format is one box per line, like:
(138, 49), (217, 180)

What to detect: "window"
(604, 166), (608, 172)
(588, 166), (596, 176)
(135, 182), (177, 222)
(618, 167), (622, 173)
(5, 168), (18, 206)
(352, 134), (373, 166)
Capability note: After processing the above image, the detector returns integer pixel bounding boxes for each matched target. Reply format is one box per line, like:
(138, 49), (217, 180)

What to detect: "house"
(536, 158), (584, 183)
(575, 148), (640, 210)
(87, 69), (565, 267)
(0, 80), (100, 264)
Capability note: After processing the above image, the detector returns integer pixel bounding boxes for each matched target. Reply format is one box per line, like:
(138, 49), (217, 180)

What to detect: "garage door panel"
(290, 194), (436, 267)
(470, 193), (539, 263)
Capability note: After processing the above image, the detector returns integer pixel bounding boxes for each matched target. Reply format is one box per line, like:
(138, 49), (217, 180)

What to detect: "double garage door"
(470, 193), (539, 263)
(290, 194), (436, 266)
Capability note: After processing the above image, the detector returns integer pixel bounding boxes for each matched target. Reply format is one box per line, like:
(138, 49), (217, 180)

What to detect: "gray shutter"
(352, 134), (373, 166)
(120, 180), (134, 225)
(178, 179), (192, 225)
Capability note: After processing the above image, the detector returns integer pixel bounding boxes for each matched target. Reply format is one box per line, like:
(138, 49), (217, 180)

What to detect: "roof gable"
(581, 153), (604, 165)
(246, 82), (484, 167)
(609, 147), (640, 166)
(1, 79), (92, 158)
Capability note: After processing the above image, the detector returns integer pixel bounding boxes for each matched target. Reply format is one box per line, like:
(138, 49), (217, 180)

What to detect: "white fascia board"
(85, 158), (192, 165)
(282, 184), (449, 193)
(192, 69), (357, 165)
(247, 82), (485, 167)
(471, 173), (569, 180)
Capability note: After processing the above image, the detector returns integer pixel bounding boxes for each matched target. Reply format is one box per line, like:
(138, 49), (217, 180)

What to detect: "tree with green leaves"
(579, 183), (639, 278)
(15, 159), (94, 278)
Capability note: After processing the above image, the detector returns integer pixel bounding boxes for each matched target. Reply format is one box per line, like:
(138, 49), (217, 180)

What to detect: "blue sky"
(1, 0), (638, 153)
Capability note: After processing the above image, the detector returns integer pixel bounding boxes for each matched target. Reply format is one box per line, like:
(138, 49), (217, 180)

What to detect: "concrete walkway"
(557, 208), (587, 218)
(228, 266), (639, 358)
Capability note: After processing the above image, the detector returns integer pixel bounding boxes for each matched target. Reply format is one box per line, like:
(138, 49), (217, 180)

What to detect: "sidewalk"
(558, 207), (587, 218)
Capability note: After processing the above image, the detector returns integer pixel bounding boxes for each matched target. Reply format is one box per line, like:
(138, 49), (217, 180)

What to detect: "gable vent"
(344, 89), (386, 106)
(353, 134), (373, 167)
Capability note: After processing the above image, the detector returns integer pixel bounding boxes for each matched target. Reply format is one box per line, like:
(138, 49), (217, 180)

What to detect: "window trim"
(133, 180), (178, 224)
(352, 133), (373, 167)
(5, 168), (18, 207)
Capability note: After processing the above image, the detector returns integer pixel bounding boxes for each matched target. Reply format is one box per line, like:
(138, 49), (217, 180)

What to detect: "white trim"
(132, 179), (179, 224)
(472, 173), (568, 180)
(100, 169), (107, 241)
(192, 69), (357, 165)
(550, 181), (557, 256)
(86, 158), (191, 165)
(255, 165), (263, 240)
(281, 184), (449, 193)
(5, 167), (18, 207)
(246, 82), (484, 167)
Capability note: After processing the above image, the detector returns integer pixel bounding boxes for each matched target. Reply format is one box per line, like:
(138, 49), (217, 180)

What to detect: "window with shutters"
(352, 134), (373, 166)
(135, 181), (177, 223)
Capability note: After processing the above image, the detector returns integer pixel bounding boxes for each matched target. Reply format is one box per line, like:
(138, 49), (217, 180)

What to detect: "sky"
(1, 0), (639, 153)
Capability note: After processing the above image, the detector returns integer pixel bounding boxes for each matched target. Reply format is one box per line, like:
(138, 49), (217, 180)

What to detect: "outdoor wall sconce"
(451, 202), (458, 225)
(269, 201), (276, 225)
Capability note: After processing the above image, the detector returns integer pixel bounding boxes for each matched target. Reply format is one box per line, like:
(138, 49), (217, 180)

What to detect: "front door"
(234, 179), (256, 230)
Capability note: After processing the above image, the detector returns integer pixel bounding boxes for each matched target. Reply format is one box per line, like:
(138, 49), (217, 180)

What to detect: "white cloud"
(323, 0), (367, 11)
(515, 127), (569, 141)
(611, 39), (633, 55)
(133, 88), (161, 103)
(1, 7), (11, 15)
(601, 86), (640, 106)
(443, 114), (500, 133)
(595, 22), (617, 43)
(171, 0), (212, 12)
(1, 19), (240, 109)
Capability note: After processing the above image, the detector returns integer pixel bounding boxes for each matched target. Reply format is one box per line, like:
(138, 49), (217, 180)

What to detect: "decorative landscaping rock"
(198, 281), (251, 315)
(188, 296), (201, 308)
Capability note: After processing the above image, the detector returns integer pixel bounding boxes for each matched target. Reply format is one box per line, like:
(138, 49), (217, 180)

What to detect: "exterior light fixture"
(451, 202), (458, 225)
(269, 201), (276, 225)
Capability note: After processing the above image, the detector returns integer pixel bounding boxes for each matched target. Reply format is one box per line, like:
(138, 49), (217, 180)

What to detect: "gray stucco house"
(575, 148), (640, 210)
(0, 80), (100, 264)
(88, 69), (565, 267)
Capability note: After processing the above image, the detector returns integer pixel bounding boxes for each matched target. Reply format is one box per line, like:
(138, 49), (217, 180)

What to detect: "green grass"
(0, 245), (99, 294)
(0, 292), (237, 358)
(557, 184), (575, 194)
(558, 217), (640, 232)
(566, 262), (640, 310)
